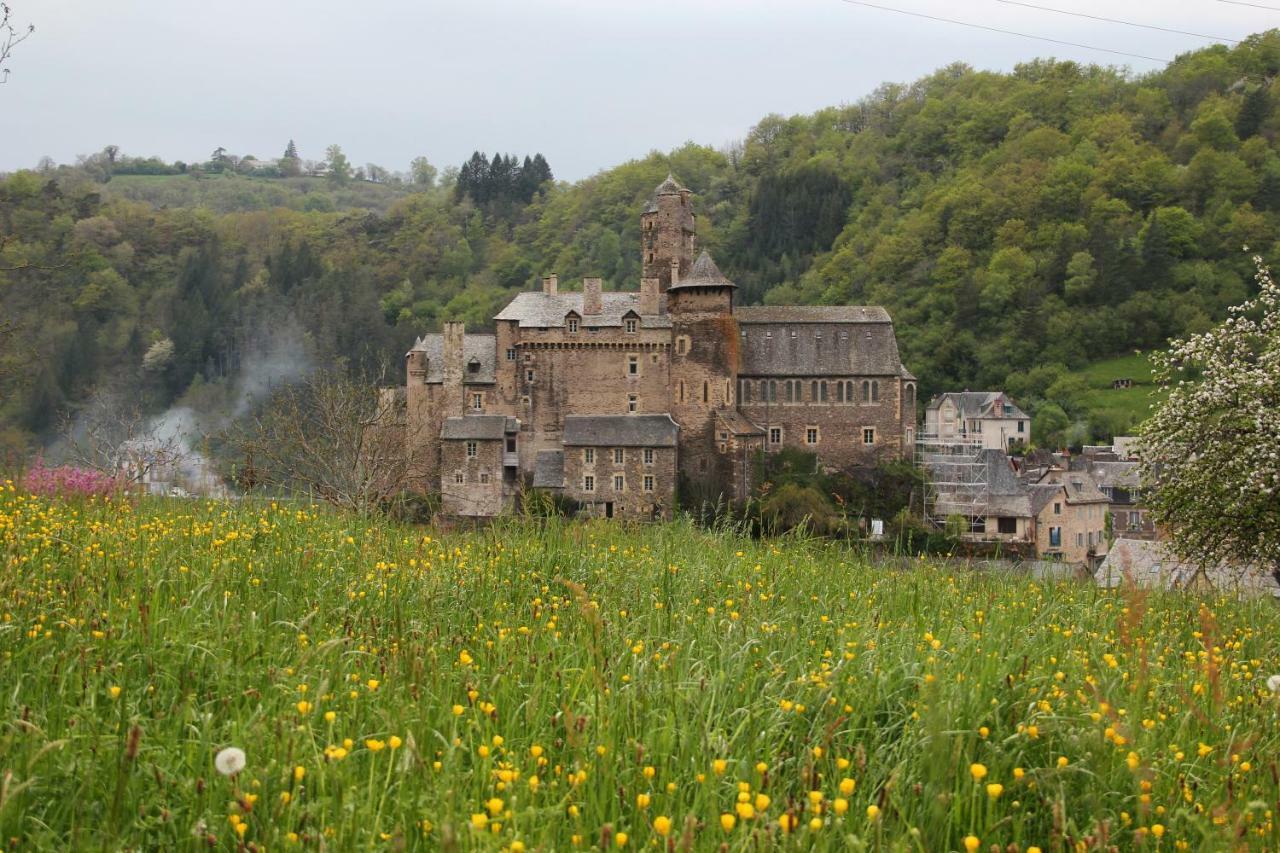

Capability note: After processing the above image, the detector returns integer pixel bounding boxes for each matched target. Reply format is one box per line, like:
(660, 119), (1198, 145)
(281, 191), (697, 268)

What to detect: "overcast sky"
(2, 0), (1275, 181)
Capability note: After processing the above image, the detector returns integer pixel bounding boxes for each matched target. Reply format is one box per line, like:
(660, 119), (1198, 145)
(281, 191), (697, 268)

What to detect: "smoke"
(231, 317), (314, 419)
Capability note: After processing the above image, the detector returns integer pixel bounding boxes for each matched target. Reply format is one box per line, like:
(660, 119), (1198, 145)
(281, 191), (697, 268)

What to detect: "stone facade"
(405, 176), (917, 519)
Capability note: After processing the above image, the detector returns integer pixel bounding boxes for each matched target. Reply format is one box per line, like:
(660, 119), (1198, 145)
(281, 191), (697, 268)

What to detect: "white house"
(923, 391), (1030, 450)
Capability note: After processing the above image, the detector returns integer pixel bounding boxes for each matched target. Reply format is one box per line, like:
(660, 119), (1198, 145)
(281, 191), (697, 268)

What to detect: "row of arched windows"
(737, 379), (916, 405)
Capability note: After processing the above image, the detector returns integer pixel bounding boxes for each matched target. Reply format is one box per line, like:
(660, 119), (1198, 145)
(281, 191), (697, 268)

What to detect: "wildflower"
(296, 700), (312, 715)
(1266, 675), (1280, 693)
(470, 813), (488, 830)
(324, 711), (336, 723)
(755, 761), (768, 774)
(642, 765), (655, 779)
(1056, 756), (1069, 768)
(1197, 742), (1213, 757)
(459, 650), (473, 666)
(839, 777), (856, 796)
(636, 793), (650, 809)
(809, 817), (822, 831)
(986, 783), (1003, 799)
(652, 815), (672, 836)
(712, 759), (728, 775)
(531, 745), (544, 758)
(735, 802), (755, 820)
(1152, 824), (1165, 838)
(779, 814), (797, 833)
(754, 793), (770, 811)
(293, 765), (305, 782)
(866, 804), (880, 821)
(615, 831), (628, 847)
(486, 797), (504, 816)
(1013, 767), (1024, 780)
(389, 735), (402, 749)
(366, 739), (386, 752)
(215, 747), (247, 776)
(109, 685), (122, 699)
(833, 797), (848, 815)
(452, 704), (465, 716)
(969, 763), (987, 782)
(720, 813), (736, 832)
(964, 836), (980, 853)
(366, 679), (379, 691)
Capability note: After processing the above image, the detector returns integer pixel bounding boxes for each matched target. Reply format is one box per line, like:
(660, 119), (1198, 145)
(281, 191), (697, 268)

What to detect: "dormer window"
(566, 315), (579, 333)
(625, 318), (638, 334)
(467, 358), (481, 374)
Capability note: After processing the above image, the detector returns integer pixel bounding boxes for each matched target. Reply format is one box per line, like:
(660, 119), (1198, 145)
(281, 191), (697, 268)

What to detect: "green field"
(2, 487), (1278, 850)
(1077, 354), (1165, 435)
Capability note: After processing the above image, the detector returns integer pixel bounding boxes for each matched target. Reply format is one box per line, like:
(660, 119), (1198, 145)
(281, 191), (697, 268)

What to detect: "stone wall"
(562, 444), (677, 520)
(440, 437), (509, 517)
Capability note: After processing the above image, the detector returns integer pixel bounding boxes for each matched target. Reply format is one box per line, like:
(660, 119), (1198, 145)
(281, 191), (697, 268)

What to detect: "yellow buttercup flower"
(964, 836), (980, 853)
(720, 813), (735, 832)
(970, 763), (987, 782)
(652, 815), (671, 836)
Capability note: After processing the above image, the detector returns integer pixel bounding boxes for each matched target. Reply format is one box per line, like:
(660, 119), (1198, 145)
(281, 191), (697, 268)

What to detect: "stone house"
(931, 448), (1108, 567)
(924, 391), (1030, 451)
(404, 176), (917, 518)
(1096, 539), (1280, 597)
(439, 415), (520, 517)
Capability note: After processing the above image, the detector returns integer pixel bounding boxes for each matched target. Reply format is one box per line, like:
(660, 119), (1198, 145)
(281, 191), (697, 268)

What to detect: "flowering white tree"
(1139, 252), (1280, 579)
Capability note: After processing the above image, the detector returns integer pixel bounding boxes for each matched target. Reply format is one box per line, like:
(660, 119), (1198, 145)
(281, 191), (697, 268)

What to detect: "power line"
(1218, 0), (1280, 11)
(836, 0), (1173, 63)
(996, 1), (1238, 44)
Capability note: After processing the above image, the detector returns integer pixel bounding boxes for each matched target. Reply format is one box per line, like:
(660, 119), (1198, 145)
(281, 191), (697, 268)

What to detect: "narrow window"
(702, 381), (709, 403)
(678, 381), (685, 403)
(725, 380), (732, 405)
(644, 448), (654, 465)
(628, 355), (639, 376)
(806, 427), (818, 445)
(871, 380), (879, 402)
(643, 475), (654, 492)
(625, 318), (638, 334)
(454, 471), (464, 484)
(613, 474), (624, 491)
(741, 380), (752, 403)
(811, 381), (818, 401)
(862, 381), (870, 402)
(567, 317), (579, 333)
(1054, 502), (1062, 515)
(584, 475), (595, 492)
(768, 380), (777, 401)
(785, 382), (794, 403)
(526, 369), (534, 382)
(466, 441), (477, 459)
(628, 394), (638, 413)
(769, 427), (782, 446)
(837, 382), (845, 403)
(506, 348), (516, 361)
(820, 381), (828, 402)
(584, 448), (595, 464)
(480, 472), (490, 484)
(613, 448), (624, 465)
(471, 393), (483, 411)
(904, 383), (915, 405)
(862, 428), (875, 445)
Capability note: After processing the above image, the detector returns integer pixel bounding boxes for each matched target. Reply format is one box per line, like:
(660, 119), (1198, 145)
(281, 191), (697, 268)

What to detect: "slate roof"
(562, 414), (679, 447)
(715, 409), (764, 436)
(1095, 539), (1280, 597)
(532, 450), (565, 489)
(925, 391), (1029, 421)
(669, 251), (736, 291)
(1036, 468), (1110, 504)
(493, 291), (671, 328)
(407, 334), (497, 383)
(655, 174), (685, 195)
(737, 310), (906, 377)
(1086, 460), (1142, 490)
(930, 448), (1065, 520)
(440, 415), (519, 441)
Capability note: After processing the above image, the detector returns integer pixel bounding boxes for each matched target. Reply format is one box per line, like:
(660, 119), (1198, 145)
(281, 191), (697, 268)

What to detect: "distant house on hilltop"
(923, 391), (1029, 451)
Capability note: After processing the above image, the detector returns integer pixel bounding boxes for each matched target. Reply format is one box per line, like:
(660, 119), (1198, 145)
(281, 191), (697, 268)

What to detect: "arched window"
(905, 383), (915, 406)
(862, 380), (870, 402)
(810, 381), (818, 401)
(871, 380), (880, 402)
(741, 380), (752, 403)
(784, 382), (793, 403)
(837, 382), (844, 403)
(820, 381), (828, 402)
(768, 380), (777, 401)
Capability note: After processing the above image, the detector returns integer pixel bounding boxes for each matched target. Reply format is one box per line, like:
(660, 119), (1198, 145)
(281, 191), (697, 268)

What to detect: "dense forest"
(3, 33), (1280, 459)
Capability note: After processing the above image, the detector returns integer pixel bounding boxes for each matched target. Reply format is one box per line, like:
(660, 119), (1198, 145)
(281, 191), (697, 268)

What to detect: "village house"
(923, 391), (1030, 451)
(1097, 539), (1279, 597)
(402, 176), (917, 518)
(929, 448), (1109, 567)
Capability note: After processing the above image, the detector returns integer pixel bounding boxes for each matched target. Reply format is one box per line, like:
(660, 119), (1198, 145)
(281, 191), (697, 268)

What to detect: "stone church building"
(404, 176), (917, 519)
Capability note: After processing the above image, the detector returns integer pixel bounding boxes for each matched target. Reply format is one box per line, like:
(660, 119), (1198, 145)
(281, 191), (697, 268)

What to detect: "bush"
(21, 458), (121, 498)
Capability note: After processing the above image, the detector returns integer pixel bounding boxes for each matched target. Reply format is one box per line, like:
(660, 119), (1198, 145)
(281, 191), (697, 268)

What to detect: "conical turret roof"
(654, 173), (684, 195)
(669, 251), (736, 290)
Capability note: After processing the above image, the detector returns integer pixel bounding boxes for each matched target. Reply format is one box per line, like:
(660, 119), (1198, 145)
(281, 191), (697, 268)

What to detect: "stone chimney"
(542, 274), (558, 296)
(442, 321), (465, 386)
(583, 278), (603, 315)
(639, 277), (660, 315)
(669, 258), (681, 286)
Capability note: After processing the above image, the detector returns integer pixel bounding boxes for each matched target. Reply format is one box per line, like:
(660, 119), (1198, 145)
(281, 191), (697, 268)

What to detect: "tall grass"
(1, 484), (1277, 850)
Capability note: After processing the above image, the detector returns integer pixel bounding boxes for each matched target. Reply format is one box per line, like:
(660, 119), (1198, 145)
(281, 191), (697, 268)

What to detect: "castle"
(404, 176), (917, 518)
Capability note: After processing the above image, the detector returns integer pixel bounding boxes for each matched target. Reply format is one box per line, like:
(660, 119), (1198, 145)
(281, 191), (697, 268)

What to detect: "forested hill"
(3, 33), (1279, 456)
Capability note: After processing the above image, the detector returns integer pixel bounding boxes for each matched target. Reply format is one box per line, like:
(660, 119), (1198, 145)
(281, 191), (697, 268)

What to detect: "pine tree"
(1236, 86), (1271, 140)
(281, 139), (301, 177)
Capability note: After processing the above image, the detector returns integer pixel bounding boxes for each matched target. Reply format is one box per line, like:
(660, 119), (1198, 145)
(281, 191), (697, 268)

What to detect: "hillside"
(3, 32), (1280, 456)
(103, 173), (415, 215)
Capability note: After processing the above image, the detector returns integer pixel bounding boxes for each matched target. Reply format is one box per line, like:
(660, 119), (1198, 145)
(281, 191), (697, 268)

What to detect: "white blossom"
(214, 746), (246, 776)
(1267, 674), (1280, 694)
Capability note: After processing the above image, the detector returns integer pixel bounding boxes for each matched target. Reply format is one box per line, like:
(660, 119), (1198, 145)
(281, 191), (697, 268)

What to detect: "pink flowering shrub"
(22, 458), (122, 498)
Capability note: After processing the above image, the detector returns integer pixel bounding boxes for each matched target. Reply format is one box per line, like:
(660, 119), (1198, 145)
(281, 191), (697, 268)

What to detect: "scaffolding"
(916, 433), (989, 528)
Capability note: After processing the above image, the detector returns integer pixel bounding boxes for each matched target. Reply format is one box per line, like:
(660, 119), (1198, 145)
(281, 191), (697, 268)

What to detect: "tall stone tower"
(640, 174), (696, 292)
(667, 251), (738, 486)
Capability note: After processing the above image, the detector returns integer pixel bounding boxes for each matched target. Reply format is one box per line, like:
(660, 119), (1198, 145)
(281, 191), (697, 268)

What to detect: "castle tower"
(640, 174), (696, 292)
(667, 251), (738, 487)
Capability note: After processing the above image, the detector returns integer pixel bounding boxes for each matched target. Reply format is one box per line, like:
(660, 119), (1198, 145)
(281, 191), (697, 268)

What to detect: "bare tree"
(0, 3), (34, 84)
(231, 371), (421, 516)
(59, 385), (190, 489)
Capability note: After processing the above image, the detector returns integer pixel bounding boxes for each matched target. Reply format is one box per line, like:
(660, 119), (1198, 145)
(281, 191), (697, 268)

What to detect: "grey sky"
(2, 0), (1274, 181)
